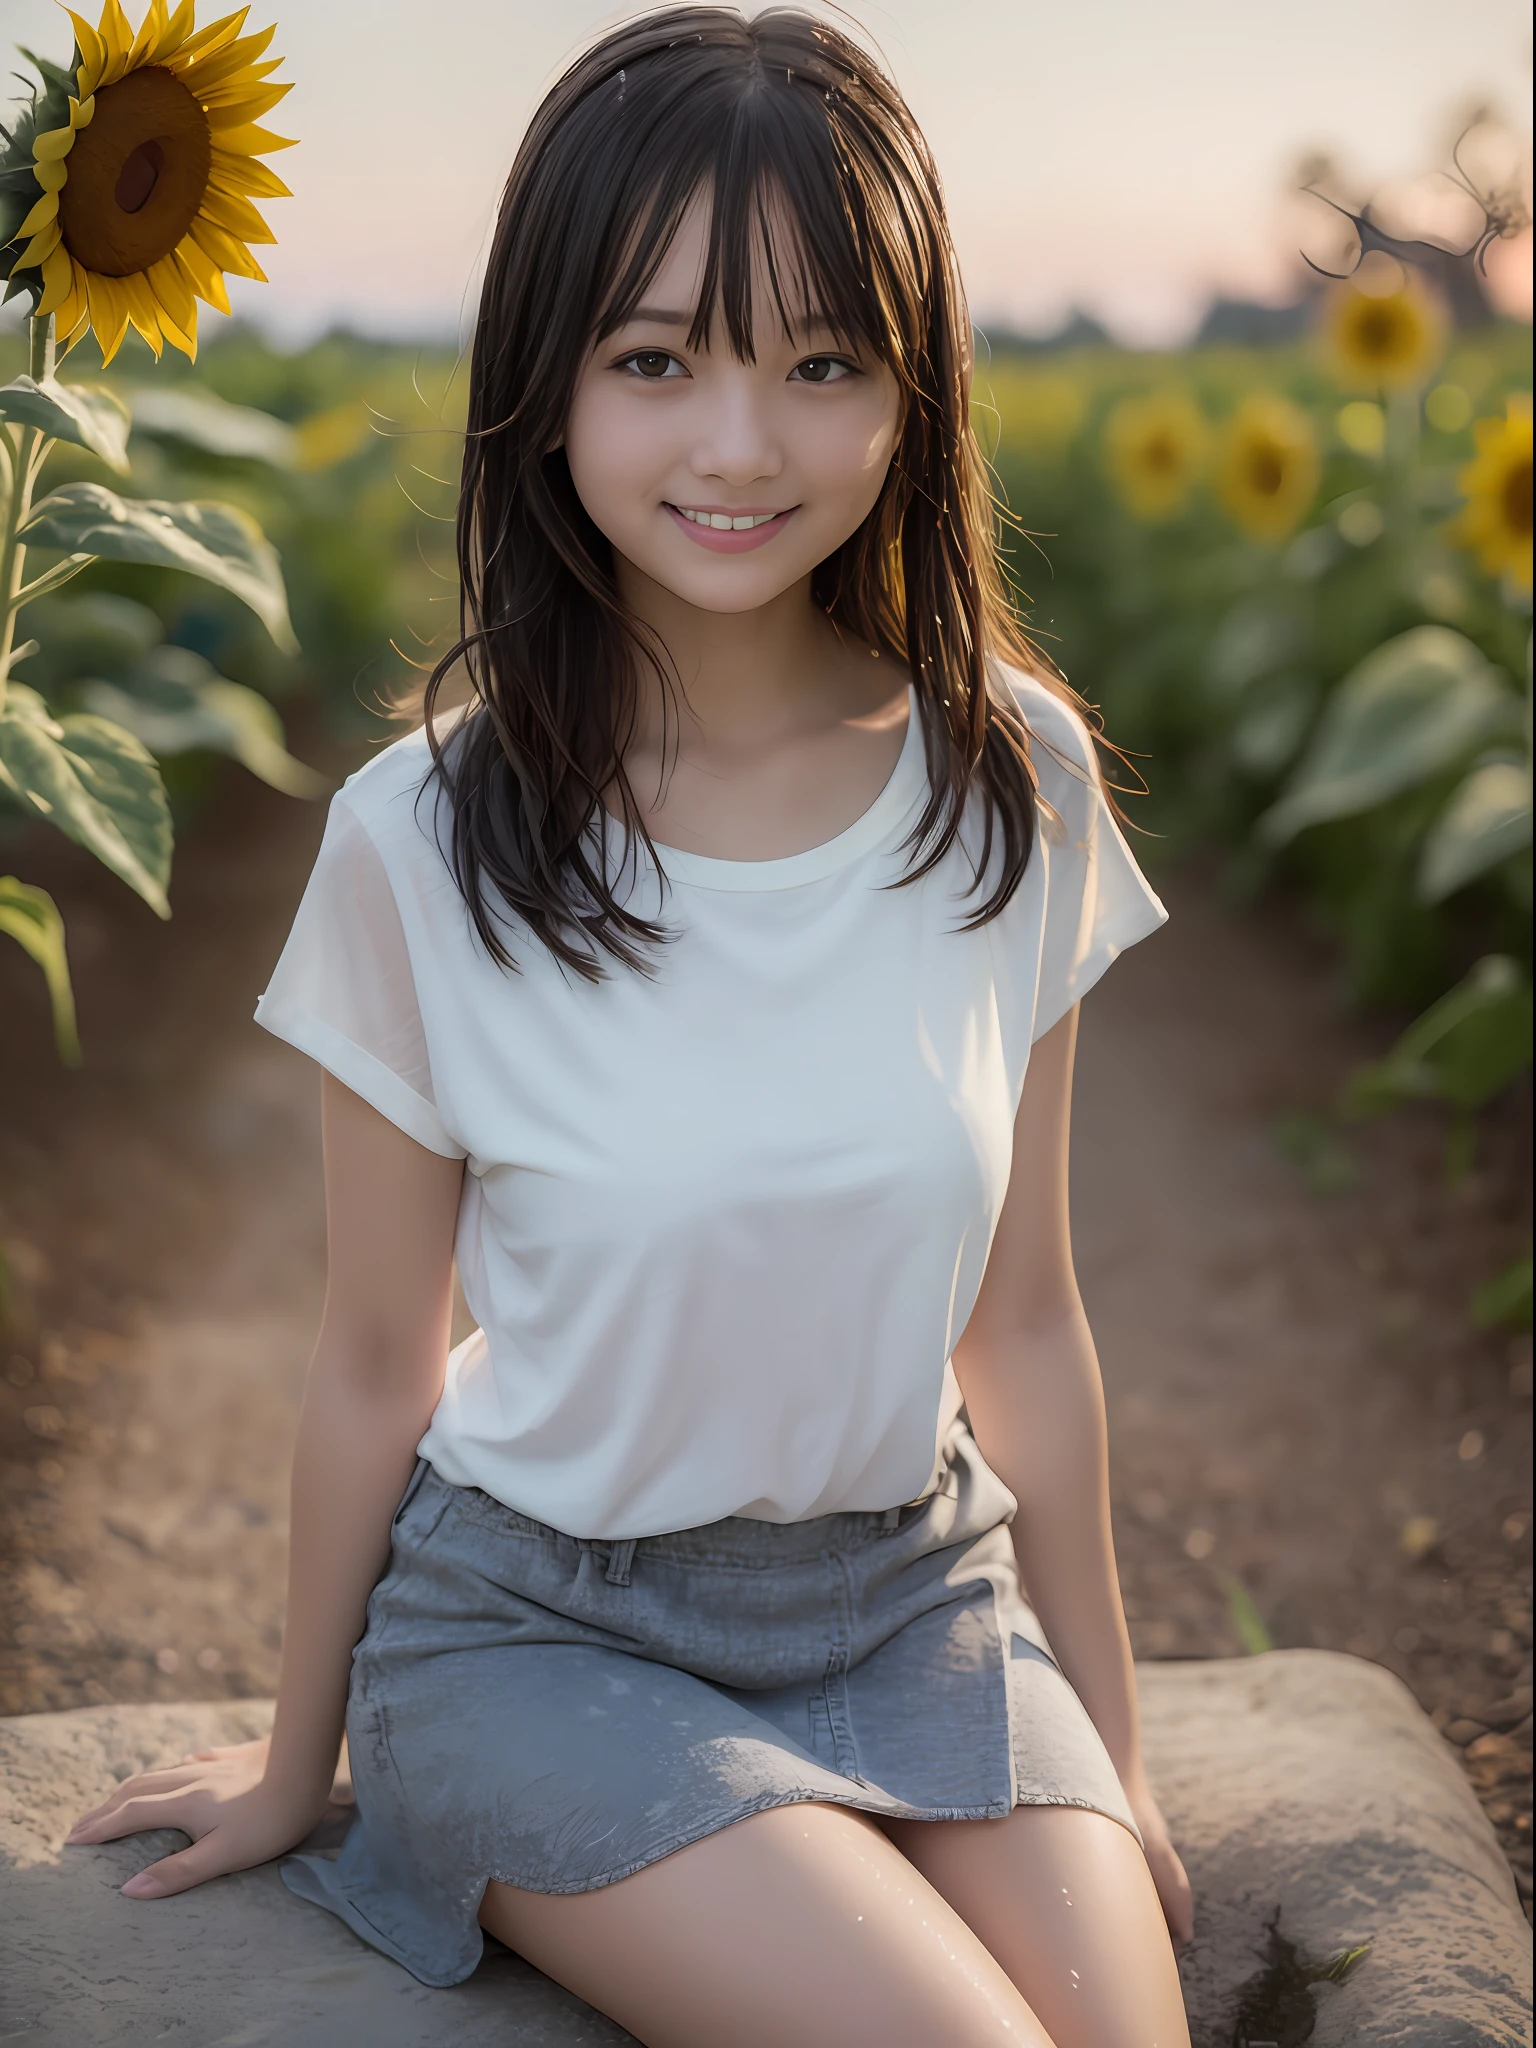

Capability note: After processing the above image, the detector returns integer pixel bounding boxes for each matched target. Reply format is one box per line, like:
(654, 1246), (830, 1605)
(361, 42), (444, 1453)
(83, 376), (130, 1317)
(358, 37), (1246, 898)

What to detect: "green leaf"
(1218, 1571), (1275, 1655)
(1418, 759), (1533, 902)
(1473, 1256), (1533, 1332)
(0, 375), (131, 473)
(82, 645), (327, 799)
(125, 386), (298, 467)
(17, 592), (163, 691)
(1347, 956), (1533, 1116)
(1230, 674), (1318, 777)
(1310, 1943), (1372, 1987)
(1258, 627), (1518, 847)
(0, 875), (79, 1064)
(0, 685), (172, 916)
(19, 483), (298, 654)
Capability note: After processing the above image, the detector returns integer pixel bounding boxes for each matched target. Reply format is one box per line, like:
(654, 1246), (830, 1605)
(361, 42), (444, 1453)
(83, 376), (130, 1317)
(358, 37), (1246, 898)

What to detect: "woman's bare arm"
(66, 1074), (463, 1898)
(951, 1006), (1193, 1941)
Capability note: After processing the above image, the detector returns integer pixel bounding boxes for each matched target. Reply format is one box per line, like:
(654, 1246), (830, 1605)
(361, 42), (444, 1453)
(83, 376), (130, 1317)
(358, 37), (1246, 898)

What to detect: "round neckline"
(642, 686), (926, 893)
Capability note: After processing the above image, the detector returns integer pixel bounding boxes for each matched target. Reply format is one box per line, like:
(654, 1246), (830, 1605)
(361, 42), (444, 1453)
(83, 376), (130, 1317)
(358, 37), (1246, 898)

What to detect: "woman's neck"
(614, 559), (880, 749)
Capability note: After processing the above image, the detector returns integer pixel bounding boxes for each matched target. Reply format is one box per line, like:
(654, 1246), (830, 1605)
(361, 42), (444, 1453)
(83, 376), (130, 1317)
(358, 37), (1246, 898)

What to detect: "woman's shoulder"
(988, 660), (1103, 809)
(330, 718), (450, 854)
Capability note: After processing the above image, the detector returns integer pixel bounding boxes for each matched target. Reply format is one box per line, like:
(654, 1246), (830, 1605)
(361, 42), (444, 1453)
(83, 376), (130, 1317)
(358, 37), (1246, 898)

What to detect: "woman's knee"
(884, 1803), (1191, 2048)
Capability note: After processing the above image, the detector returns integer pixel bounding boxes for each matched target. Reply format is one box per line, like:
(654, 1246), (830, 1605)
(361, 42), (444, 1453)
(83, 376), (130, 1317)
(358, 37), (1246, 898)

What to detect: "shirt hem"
(254, 997), (466, 1160)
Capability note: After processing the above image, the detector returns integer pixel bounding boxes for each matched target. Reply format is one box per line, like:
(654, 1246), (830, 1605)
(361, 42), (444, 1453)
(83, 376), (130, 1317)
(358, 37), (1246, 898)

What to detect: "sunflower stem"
(0, 315), (58, 714)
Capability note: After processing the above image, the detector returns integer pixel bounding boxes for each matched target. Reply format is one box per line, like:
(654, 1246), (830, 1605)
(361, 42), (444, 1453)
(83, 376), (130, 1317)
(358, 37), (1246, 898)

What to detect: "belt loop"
(605, 1538), (637, 1587)
(880, 1506), (902, 1533)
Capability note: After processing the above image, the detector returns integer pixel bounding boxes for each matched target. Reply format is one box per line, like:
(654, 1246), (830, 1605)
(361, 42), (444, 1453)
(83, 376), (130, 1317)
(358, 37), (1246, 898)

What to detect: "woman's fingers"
(67, 1785), (205, 1845)
(1152, 1844), (1194, 1945)
(68, 1767), (202, 1837)
(121, 1832), (234, 1899)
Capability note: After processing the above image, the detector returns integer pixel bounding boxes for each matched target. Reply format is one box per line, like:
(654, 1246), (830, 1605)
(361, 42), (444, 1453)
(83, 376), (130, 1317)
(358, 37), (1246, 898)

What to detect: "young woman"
(68, 11), (1193, 2043)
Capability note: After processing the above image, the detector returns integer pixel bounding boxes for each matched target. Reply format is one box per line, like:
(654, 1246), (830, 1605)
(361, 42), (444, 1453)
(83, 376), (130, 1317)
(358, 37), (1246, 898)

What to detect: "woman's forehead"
(605, 189), (843, 348)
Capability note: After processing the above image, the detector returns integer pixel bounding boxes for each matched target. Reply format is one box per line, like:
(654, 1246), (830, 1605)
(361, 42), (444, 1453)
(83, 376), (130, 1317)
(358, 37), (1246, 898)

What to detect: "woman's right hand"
(64, 1735), (331, 1898)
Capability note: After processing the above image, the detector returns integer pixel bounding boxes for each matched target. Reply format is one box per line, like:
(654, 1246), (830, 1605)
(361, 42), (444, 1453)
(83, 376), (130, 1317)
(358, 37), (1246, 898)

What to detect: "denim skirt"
(282, 1417), (1138, 1987)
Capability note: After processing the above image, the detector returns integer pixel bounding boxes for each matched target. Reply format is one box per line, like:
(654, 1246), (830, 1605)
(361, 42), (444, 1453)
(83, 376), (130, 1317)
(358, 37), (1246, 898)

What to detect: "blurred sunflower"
(3, 0), (293, 364)
(1103, 392), (1208, 520)
(1216, 395), (1320, 543)
(1450, 396), (1533, 590)
(1326, 283), (1444, 392)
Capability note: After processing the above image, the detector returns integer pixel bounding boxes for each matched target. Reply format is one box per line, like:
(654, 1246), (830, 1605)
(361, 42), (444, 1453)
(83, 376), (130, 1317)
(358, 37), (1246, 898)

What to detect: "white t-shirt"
(256, 669), (1165, 1539)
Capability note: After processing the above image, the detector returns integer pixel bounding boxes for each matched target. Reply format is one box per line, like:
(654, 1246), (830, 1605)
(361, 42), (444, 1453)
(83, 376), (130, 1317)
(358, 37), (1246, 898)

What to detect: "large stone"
(0, 1652), (1528, 2046)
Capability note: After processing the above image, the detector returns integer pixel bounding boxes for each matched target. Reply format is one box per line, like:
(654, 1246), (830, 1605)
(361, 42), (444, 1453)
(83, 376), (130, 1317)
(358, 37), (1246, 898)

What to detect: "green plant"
(0, 312), (310, 1058)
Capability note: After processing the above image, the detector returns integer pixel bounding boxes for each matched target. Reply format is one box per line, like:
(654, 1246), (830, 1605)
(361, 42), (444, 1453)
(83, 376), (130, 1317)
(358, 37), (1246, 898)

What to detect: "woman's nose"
(691, 384), (784, 485)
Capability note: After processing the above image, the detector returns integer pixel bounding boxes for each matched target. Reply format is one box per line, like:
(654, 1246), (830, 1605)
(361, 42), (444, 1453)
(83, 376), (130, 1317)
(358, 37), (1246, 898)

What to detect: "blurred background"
(1, 0), (1531, 1928)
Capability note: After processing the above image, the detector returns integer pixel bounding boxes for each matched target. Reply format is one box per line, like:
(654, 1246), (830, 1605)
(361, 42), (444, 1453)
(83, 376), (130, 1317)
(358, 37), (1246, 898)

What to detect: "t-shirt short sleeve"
(1015, 675), (1168, 1043)
(255, 794), (466, 1158)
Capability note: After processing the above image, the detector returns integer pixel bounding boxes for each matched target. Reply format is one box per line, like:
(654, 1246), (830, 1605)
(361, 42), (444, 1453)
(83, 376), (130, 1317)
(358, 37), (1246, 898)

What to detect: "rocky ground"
(0, 759), (1529, 1918)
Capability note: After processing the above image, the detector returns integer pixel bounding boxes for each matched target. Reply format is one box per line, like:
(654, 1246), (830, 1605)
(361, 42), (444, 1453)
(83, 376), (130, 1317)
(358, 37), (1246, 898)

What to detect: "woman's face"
(563, 198), (901, 616)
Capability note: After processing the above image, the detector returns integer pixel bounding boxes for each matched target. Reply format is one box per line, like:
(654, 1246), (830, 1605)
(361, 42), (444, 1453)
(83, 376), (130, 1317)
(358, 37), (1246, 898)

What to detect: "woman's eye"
(621, 350), (684, 380)
(792, 356), (853, 385)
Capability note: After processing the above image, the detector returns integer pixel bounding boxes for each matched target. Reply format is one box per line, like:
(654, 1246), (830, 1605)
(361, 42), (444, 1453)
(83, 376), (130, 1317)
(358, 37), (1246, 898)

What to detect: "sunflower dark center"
(1248, 448), (1285, 495)
(1504, 457), (1533, 539)
(1358, 308), (1398, 355)
(1144, 434), (1176, 474)
(115, 139), (166, 215)
(57, 67), (211, 278)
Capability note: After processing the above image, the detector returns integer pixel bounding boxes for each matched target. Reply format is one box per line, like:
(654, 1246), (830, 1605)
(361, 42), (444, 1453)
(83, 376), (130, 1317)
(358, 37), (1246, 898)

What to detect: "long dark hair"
(424, 4), (1074, 979)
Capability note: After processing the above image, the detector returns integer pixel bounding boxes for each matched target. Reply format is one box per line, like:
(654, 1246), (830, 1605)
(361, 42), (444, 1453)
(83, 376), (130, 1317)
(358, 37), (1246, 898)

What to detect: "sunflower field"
(980, 281), (1531, 1321)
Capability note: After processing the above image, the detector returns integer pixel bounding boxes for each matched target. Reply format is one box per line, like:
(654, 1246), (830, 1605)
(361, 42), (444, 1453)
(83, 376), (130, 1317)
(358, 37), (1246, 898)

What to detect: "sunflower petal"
(32, 125), (78, 163)
(121, 270), (166, 356)
(95, 0), (136, 87)
(87, 272), (132, 366)
(57, 277), (92, 349)
(35, 159), (70, 193)
(177, 21), (278, 93)
(175, 234), (233, 314)
(211, 121), (297, 156)
(68, 94), (96, 129)
(13, 220), (63, 271)
(16, 191), (60, 238)
(191, 214), (267, 280)
(67, 10), (106, 92)
(36, 243), (77, 317)
(146, 249), (197, 329)
(146, 0), (197, 64)
(155, 0), (199, 58)
(128, 0), (169, 70)
(209, 150), (291, 199)
(172, 7), (252, 66)
(202, 81), (293, 123)
(146, 257), (198, 357)
(199, 187), (276, 244)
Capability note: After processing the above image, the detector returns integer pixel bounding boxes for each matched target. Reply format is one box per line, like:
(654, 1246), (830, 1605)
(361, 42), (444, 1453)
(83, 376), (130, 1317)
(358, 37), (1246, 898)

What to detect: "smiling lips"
(665, 502), (796, 553)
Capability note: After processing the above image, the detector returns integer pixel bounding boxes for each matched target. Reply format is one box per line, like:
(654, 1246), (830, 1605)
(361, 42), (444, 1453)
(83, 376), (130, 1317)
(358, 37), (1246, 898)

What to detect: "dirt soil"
(1, 764), (1530, 1922)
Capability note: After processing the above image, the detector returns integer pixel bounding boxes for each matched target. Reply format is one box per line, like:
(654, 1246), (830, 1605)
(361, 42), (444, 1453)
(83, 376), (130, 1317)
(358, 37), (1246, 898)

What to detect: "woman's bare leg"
(480, 1801), (1053, 2048)
(882, 1804), (1190, 2048)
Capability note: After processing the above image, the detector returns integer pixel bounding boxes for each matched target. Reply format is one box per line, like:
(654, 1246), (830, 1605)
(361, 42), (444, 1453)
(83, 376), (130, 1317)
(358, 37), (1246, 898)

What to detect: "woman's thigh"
(881, 1804), (1190, 2048)
(480, 1800), (1053, 2048)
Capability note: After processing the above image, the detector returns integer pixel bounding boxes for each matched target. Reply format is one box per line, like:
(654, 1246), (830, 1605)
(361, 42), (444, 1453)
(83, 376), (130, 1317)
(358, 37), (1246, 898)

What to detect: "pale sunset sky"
(5, 0), (1532, 345)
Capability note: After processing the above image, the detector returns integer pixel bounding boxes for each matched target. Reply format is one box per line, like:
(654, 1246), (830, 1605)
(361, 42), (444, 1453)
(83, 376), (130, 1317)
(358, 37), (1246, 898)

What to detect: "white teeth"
(675, 508), (779, 530)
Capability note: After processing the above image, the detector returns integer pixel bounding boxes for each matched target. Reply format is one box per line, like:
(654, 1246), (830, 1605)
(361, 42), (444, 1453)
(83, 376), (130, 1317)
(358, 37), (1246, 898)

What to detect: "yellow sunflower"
(1325, 282), (1444, 393)
(1102, 391), (1208, 520)
(1216, 395), (1320, 543)
(6, 0), (292, 363)
(1450, 396), (1533, 590)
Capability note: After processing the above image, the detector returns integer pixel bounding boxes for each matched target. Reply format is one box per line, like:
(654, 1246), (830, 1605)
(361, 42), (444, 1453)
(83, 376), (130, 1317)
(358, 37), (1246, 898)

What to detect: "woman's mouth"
(664, 503), (797, 553)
